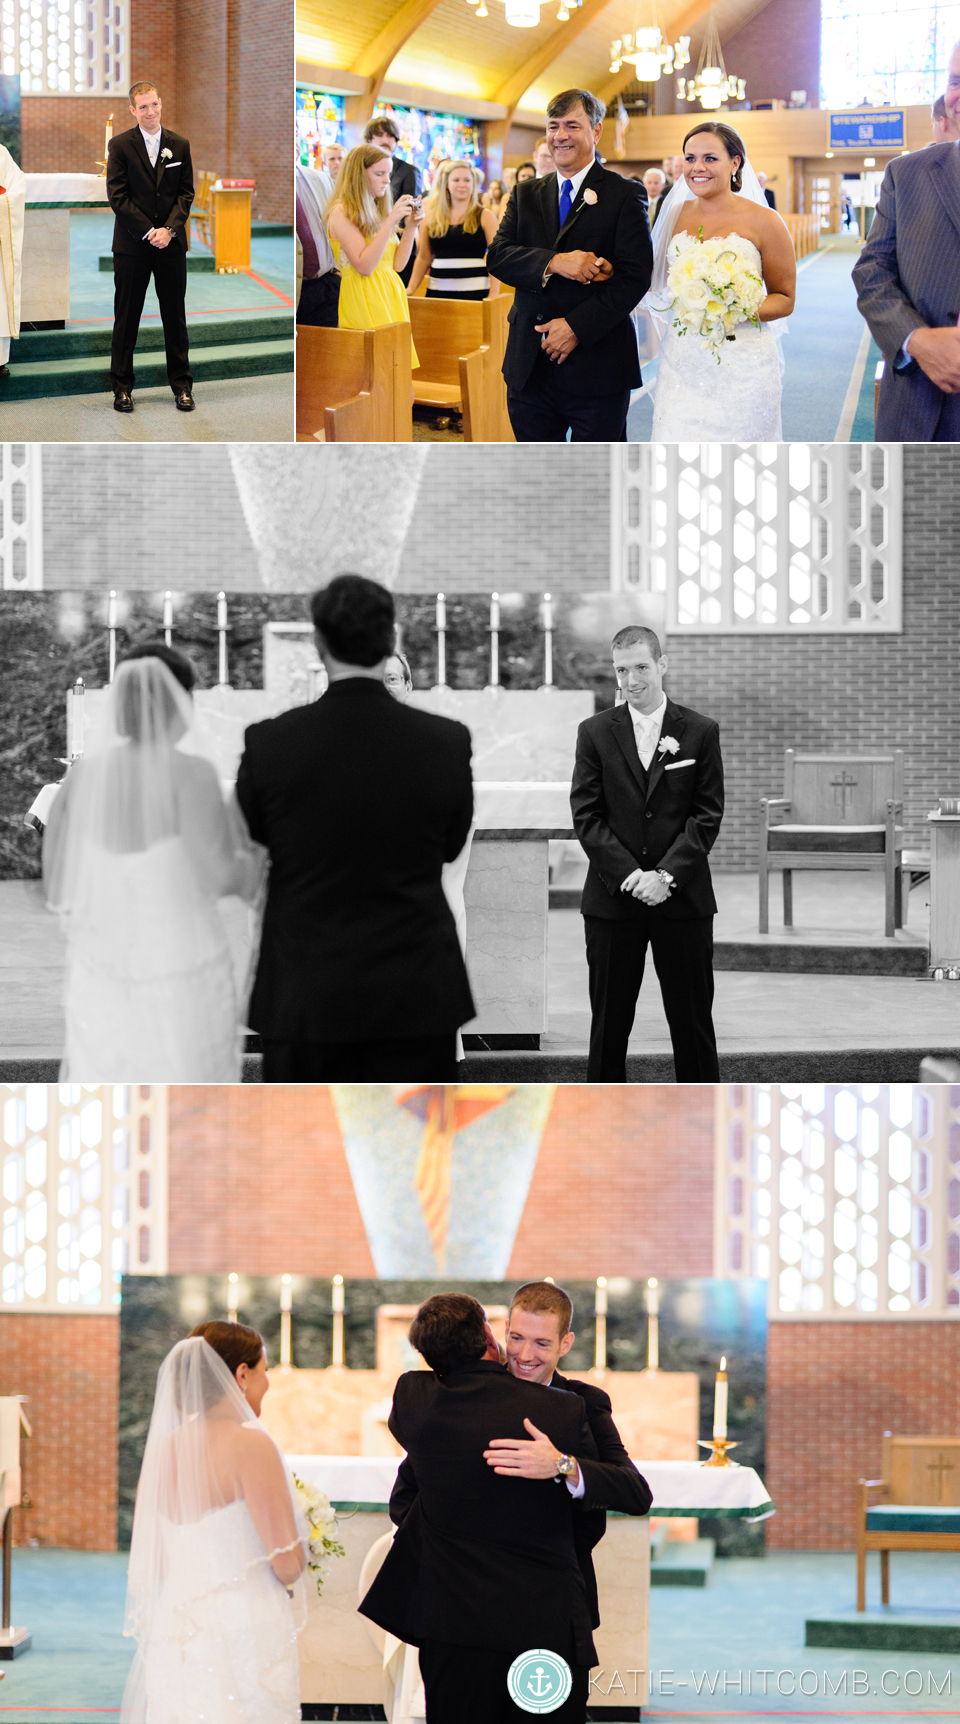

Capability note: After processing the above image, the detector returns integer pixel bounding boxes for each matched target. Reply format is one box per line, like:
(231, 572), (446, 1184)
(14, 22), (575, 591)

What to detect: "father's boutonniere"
(657, 735), (680, 758)
(160, 147), (172, 161)
(582, 188), (598, 206)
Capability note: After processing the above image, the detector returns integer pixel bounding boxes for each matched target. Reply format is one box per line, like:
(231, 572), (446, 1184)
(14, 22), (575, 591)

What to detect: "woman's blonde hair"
(325, 143), (393, 240)
(425, 158), (483, 238)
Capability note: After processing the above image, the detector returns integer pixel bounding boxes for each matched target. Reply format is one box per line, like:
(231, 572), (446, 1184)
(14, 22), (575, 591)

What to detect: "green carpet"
(63, 208), (294, 326)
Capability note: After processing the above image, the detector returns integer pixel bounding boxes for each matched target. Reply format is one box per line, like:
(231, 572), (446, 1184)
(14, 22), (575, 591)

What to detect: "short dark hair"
(515, 159), (536, 178)
(682, 122), (746, 193)
(611, 624), (663, 659)
(117, 640), (197, 693)
(408, 1293), (488, 1375)
(311, 574), (396, 667)
(365, 114), (400, 144)
(547, 89), (606, 128)
(511, 1280), (574, 1339)
(129, 80), (160, 103)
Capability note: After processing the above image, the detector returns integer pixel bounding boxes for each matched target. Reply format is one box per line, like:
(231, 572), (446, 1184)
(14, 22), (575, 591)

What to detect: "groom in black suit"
(571, 625), (724, 1082)
(106, 81), (195, 412)
(486, 88), (652, 442)
(235, 575), (475, 1081)
(360, 1293), (607, 1723)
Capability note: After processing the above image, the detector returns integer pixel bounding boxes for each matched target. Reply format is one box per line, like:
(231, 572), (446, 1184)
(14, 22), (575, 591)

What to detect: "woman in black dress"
(407, 159), (499, 301)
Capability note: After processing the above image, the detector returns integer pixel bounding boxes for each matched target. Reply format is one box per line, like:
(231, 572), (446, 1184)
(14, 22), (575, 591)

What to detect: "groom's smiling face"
(612, 641), (668, 714)
(505, 1307), (575, 1385)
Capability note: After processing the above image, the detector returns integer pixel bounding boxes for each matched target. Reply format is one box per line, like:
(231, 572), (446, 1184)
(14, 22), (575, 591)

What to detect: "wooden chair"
(758, 749), (904, 937)
(190, 170), (217, 252)
(295, 323), (412, 442)
(857, 1434), (960, 1610)
(408, 296), (513, 441)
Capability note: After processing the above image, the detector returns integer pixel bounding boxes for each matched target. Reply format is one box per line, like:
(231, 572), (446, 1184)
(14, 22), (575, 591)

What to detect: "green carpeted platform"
(651, 1536), (716, 1587)
(806, 1613), (960, 1652)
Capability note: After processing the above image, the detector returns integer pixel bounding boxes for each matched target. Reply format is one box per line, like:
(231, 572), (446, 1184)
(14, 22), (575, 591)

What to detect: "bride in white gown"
(122, 1323), (308, 1724)
(42, 645), (266, 1081)
(642, 121), (796, 440)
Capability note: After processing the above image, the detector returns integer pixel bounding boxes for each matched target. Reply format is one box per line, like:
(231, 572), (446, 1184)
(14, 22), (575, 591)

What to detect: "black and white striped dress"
(425, 219), (490, 300)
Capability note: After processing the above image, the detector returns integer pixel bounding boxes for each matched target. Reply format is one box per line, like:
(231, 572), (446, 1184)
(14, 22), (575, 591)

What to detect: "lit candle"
(105, 113), (113, 160)
(490, 591), (500, 632)
(435, 592), (446, 633)
(489, 591), (499, 687)
(280, 1274), (292, 1367)
(646, 1276), (659, 1371)
(69, 677), (85, 759)
(331, 1274), (344, 1314)
(163, 590), (173, 645)
(713, 1356), (728, 1441)
(542, 592), (554, 688)
(542, 592), (553, 633)
(331, 1274), (344, 1369)
(107, 589), (117, 629)
(593, 1276), (607, 1371)
(217, 591), (228, 630)
(227, 1270), (239, 1325)
(217, 592), (228, 686)
(107, 590), (118, 684)
(436, 593), (447, 687)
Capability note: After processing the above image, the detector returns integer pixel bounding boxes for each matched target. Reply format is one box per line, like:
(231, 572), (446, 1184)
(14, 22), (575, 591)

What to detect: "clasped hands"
(621, 868), (672, 906)
(907, 324), (960, 394)
(145, 226), (172, 249)
(536, 249), (614, 363)
(483, 1418), (579, 1486)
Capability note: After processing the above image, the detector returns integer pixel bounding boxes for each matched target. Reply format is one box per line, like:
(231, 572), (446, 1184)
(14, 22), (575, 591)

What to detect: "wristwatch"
(656, 870), (675, 889)
(555, 1453), (577, 1478)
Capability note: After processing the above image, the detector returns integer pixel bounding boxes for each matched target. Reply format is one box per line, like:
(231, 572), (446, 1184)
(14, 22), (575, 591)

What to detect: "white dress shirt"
(140, 125), (161, 167)
(555, 157), (595, 213)
(629, 692), (667, 768)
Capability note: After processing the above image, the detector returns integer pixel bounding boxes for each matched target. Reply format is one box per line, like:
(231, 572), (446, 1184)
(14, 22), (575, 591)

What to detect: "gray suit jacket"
(852, 141), (960, 440)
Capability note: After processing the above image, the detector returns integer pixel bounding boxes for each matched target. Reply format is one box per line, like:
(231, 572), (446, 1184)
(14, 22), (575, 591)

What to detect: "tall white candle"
(713, 1356), (728, 1440)
(436, 592), (446, 632)
(331, 1274), (345, 1313)
(217, 591), (228, 630)
(542, 592), (553, 632)
(436, 593), (447, 686)
(542, 592), (553, 687)
(489, 592), (499, 687)
(490, 591), (500, 632)
(331, 1274), (345, 1368)
(105, 113), (113, 158)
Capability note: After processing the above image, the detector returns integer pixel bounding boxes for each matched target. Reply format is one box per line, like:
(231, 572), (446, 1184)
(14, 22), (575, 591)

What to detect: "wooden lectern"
(212, 186), (252, 270)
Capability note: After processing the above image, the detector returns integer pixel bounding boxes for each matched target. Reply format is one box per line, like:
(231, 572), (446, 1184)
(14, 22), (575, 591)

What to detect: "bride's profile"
(121, 1324), (308, 1724)
(642, 121), (796, 440)
(42, 643), (265, 1081)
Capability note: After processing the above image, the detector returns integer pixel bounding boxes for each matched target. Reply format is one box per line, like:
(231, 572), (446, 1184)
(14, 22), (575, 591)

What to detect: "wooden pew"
(783, 212), (820, 259)
(295, 323), (412, 442)
(407, 296), (514, 441)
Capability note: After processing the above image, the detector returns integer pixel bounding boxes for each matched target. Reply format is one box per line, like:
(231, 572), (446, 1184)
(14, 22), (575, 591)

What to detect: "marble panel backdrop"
(21, 211), (70, 323)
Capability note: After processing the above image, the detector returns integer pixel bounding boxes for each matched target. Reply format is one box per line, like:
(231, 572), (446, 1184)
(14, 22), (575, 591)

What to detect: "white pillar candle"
(593, 1276), (607, 1371)
(542, 593), (553, 688)
(331, 1274), (345, 1368)
(436, 593), (447, 686)
(163, 591), (173, 645)
(489, 592), (499, 687)
(280, 1274), (292, 1367)
(646, 1277), (659, 1371)
(435, 592), (446, 632)
(105, 114), (113, 159)
(107, 591), (117, 683)
(69, 678), (85, 759)
(713, 1356), (728, 1440)
(217, 592), (228, 686)
(227, 1271), (239, 1325)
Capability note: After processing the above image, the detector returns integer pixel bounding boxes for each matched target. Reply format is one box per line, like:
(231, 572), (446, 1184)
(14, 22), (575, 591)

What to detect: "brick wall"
(22, 0), (291, 221)
(0, 1314), (118, 1550)
(767, 1320), (960, 1548)
(720, 0), (821, 108)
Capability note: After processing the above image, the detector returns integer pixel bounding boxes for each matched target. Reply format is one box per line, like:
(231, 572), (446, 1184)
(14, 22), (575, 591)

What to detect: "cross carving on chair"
(830, 770), (858, 817)
(925, 1453), (955, 1503)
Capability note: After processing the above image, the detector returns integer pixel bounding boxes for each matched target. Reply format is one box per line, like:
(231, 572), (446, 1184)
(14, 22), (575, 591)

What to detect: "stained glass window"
(611, 444), (902, 632)
(0, 444), (42, 590)
(2, 0), (127, 95)
(296, 87), (345, 170)
(821, 0), (960, 110)
(371, 100), (483, 186)
(717, 1085), (960, 1316)
(1, 1085), (167, 1311)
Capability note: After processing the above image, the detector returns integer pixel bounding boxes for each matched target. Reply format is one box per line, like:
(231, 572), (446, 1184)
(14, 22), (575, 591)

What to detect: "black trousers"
(260, 1032), (459, 1082)
(584, 911), (719, 1082)
(507, 352), (631, 442)
(296, 269), (341, 327)
(418, 1641), (590, 1724)
(111, 244), (191, 393)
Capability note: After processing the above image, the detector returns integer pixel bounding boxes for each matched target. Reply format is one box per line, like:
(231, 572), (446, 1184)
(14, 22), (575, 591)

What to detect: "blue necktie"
(558, 178), (573, 226)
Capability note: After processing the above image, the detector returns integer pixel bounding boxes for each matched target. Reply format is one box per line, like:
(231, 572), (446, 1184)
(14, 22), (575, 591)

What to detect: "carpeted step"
(97, 250), (216, 272)
(10, 312), (291, 364)
(0, 337), (293, 399)
(651, 1536), (715, 1587)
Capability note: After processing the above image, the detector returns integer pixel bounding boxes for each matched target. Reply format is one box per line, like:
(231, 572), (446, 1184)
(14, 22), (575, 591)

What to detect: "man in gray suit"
(853, 37), (960, 441)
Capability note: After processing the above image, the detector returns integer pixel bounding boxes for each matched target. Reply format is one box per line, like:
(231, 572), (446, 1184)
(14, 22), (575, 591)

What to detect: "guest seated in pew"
(407, 159), (500, 302)
(515, 160), (537, 183)
(325, 144), (424, 366)
(482, 178), (507, 220)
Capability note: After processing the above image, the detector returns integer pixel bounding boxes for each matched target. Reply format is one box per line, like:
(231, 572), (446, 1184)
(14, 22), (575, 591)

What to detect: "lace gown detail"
(141, 1502), (301, 1724)
(651, 234), (782, 441)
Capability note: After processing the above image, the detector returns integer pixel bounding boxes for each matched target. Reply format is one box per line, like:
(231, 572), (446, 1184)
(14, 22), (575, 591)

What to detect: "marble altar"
(23, 174), (110, 324)
(928, 813), (960, 973)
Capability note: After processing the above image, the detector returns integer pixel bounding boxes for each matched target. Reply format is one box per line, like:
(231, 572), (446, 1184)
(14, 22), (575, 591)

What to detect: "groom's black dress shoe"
(113, 390), (134, 413)
(174, 389), (195, 411)
(0, 365), (9, 379)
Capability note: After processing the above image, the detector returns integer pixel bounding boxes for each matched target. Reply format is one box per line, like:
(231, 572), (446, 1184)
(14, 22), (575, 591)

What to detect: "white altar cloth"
(25, 173), (110, 206)
(287, 1454), (774, 1516)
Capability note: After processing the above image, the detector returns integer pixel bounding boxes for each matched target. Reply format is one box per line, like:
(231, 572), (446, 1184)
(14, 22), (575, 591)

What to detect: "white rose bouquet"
(292, 1475), (346, 1596)
(666, 228), (764, 359)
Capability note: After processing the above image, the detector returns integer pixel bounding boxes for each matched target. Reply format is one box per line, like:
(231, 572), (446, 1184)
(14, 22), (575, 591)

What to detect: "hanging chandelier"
(610, 3), (690, 78)
(464, 0), (582, 25)
(676, 10), (744, 107)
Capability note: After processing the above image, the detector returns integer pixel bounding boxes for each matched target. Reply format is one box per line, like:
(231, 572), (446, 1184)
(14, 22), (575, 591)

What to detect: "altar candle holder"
(489, 592), (500, 688)
(594, 1276), (607, 1371)
(227, 1271), (239, 1326)
(217, 593), (229, 686)
(68, 678), (85, 761)
(107, 591), (118, 683)
(435, 594), (447, 687)
(698, 1356), (736, 1465)
(279, 1275), (293, 1368)
(542, 593), (554, 688)
(331, 1274), (345, 1368)
(645, 1277), (659, 1372)
(163, 591), (173, 648)
(698, 1437), (739, 1468)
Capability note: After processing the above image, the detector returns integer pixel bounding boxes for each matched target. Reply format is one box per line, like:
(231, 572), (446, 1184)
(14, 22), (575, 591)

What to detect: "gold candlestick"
(698, 1437), (739, 1468)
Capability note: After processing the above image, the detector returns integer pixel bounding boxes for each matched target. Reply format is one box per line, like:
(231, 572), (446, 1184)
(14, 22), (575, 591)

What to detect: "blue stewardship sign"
(829, 109), (906, 150)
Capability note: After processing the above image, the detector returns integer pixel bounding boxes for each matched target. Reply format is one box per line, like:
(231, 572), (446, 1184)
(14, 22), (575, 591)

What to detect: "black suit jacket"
(389, 1368), (651, 1629)
(486, 161), (652, 395)
(235, 679), (475, 1041)
(361, 1361), (597, 1661)
(571, 696), (723, 922)
(107, 126), (194, 255)
(390, 156), (423, 202)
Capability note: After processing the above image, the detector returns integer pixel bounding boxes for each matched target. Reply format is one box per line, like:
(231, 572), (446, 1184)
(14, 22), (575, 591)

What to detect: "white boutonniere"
(582, 188), (598, 205)
(160, 147), (172, 161)
(657, 735), (680, 757)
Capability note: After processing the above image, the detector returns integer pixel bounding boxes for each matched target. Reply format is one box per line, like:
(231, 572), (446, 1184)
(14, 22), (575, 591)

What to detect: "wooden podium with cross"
(856, 1433), (960, 1611)
(758, 750), (905, 936)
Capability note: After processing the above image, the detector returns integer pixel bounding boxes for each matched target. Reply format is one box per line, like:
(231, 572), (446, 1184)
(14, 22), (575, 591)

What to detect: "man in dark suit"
(852, 39), (960, 441)
(486, 88), (653, 442)
(571, 623), (724, 1083)
(364, 115), (423, 289)
(235, 575), (474, 1082)
(390, 1280), (652, 1634)
(757, 172), (777, 209)
(642, 166), (668, 226)
(106, 81), (195, 413)
(360, 1293), (608, 1723)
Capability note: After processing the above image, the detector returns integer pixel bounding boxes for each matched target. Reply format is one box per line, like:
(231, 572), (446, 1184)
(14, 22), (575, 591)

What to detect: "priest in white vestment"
(0, 144), (26, 374)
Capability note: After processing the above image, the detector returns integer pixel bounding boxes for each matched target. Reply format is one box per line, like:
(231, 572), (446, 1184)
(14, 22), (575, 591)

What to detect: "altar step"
(3, 313), (292, 398)
(805, 1611), (960, 1652)
(98, 251), (215, 271)
(651, 1535), (715, 1587)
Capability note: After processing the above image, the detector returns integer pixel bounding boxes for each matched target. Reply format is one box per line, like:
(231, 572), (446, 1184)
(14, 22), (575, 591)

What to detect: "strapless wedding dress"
(138, 1501), (301, 1724)
(61, 836), (242, 1080)
(650, 234), (782, 441)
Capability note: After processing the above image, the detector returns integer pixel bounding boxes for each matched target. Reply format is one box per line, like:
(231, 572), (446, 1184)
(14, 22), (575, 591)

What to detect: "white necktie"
(635, 713), (659, 769)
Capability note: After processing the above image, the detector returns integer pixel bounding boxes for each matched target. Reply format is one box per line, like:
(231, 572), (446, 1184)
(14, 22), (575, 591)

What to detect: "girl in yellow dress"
(325, 145), (422, 367)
